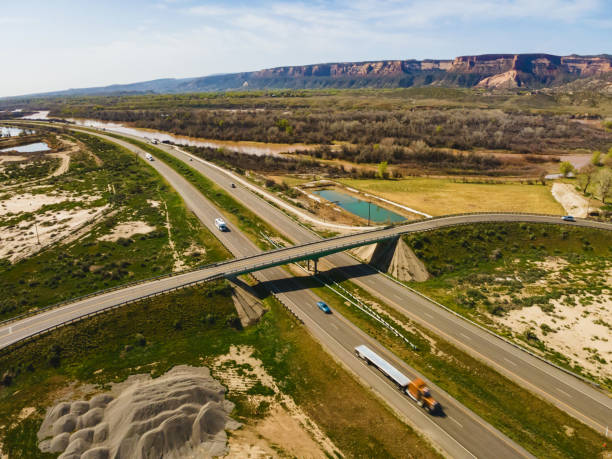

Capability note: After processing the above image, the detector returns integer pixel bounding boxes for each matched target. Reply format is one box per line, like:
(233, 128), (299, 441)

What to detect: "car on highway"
(562, 215), (576, 222)
(316, 301), (332, 314)
(214, 218), (228, 231)
(231, 183), (236, 188)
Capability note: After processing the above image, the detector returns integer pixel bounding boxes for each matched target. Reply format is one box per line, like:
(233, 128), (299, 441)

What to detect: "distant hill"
(15, 53), (612, 98)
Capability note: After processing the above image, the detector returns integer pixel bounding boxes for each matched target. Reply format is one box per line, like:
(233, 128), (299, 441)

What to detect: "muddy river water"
(65, 117), (312, 156)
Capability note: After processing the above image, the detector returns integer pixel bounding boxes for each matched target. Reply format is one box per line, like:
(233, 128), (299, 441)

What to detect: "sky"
(1, 0), (611, 97)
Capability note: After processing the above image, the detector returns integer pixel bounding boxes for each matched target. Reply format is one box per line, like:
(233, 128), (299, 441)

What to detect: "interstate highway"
(0, 129), (536, 458)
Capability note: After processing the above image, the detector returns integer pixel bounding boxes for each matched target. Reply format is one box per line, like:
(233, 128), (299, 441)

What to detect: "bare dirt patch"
(0, 155), (27, 164)
(489, 258), (612, 381)
(497, 296), (612, 380)
(98, 220), (155, 242)
(0, 191), (108, 262)
(213, 346), (340, 458)
(551, 182), (590, 217)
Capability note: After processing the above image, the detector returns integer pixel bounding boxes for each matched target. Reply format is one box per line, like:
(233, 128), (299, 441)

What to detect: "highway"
(0, 130), (536, 458)
(144, 138), (612, 435)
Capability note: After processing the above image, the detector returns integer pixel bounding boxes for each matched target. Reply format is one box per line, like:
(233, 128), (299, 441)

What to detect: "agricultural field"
(0, 129), (229, 320)
(402, 223), (612, 388)
(338, 177), (565, 216)
(0, 281), (438, 458)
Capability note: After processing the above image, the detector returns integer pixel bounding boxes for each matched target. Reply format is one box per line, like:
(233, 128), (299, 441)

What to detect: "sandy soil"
(214, 346), (340, 458)
(0, 191), (108, 262)
(493, 258), (612, 381)
(0, 155), (27, 164)
(497, 296), (612, 380)
(98, 220), (155, 242)
(49, 153), (70, 176)
(551, 183), (590, 217)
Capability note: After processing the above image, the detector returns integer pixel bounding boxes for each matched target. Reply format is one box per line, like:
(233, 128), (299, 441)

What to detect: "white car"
(215, 218), (228, 231)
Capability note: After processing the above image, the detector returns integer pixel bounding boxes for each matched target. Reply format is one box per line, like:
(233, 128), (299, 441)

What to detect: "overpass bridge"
(1, 213), (611, 350)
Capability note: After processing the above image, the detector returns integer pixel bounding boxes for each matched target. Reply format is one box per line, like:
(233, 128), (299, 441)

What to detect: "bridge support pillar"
(307, 258), (319, 274)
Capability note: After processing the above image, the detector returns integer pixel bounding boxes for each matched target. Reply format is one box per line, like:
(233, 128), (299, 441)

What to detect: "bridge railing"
(3, 213), (608, 328)
(0, 271), (225, 354)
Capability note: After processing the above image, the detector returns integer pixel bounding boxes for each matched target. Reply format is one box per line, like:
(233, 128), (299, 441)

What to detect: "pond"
(1, 126), (25, 137)
(1, 142), (50, 153)
(312, 189), (406, 224)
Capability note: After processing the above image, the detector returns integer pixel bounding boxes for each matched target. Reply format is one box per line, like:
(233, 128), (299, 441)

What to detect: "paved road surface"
(0, 130), (536, 458)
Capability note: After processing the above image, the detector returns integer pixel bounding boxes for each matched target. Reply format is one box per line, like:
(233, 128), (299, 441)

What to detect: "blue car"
(316, 301), (332, 314)
(562, 215), (576, 222)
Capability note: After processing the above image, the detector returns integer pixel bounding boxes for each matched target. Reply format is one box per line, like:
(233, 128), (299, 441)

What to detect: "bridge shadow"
(246, 261), (380, 295)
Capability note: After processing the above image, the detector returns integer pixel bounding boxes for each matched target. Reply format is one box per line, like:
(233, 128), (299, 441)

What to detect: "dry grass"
(339, 177), (565, 216)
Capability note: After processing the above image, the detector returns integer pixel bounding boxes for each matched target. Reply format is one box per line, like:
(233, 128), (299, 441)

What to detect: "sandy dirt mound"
(352, 237), (429, 282)
(98, 221), (155, 242)
(38, 366), (240, 459)
(551, 183), (589, 217)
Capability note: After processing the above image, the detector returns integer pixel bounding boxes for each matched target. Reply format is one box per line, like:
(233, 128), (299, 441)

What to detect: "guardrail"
(0, 271), (224, 355)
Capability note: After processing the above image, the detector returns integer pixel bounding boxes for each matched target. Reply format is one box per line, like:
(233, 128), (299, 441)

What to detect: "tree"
(597, 168), (612, 204)
(378, 161), (388, 179)
(591, 150), (602, 166)
(559, 161), (574, 177)
(578, 164), (596, 193)
(538, 171), (547, 186)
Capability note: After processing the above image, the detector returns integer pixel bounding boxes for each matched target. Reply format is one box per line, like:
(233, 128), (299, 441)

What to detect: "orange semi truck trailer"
(355, 345), (441, 414)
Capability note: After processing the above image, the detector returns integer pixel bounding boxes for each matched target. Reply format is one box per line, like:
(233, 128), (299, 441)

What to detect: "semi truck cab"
(406, 378), (441, 414)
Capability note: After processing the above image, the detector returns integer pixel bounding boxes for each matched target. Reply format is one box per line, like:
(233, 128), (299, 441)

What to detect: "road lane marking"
(555, 387), (571, 398)
(459, 333), (472, 341)
(424, 312), (434, 319)
(448, 416), (463, 428)
(503, 357), (517, 367)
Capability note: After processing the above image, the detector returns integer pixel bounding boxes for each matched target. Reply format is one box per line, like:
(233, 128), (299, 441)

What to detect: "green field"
(403, 222), (612, 388)
(339, 177), (565, 216)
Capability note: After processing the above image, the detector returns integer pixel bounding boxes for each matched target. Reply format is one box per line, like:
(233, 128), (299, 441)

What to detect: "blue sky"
(2, 0), (611, 96)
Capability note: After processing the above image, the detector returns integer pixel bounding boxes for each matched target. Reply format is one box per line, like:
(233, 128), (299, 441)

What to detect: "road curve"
(0, 128), (535, 458)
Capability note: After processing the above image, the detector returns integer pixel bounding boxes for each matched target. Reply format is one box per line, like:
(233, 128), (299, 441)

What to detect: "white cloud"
(0, 0), (609, 96)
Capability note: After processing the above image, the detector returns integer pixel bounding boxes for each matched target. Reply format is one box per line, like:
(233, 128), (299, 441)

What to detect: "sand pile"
(352, 237), (429, 282)
(38, 366), (240, 459)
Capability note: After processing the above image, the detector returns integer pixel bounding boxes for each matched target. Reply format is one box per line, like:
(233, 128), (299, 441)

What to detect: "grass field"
(339, 177), (565, 216)
(403, 222), (612, 388)
(0, 282), (439, 458)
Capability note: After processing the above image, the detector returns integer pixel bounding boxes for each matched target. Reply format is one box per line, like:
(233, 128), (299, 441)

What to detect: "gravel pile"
(38, 366), (240, 458)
